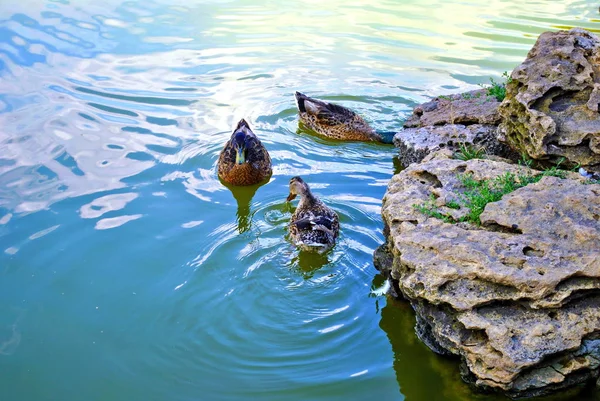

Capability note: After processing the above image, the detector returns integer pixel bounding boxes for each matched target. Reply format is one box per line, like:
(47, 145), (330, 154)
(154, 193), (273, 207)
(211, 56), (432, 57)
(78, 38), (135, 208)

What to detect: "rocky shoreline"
(375, 28), (600, 398)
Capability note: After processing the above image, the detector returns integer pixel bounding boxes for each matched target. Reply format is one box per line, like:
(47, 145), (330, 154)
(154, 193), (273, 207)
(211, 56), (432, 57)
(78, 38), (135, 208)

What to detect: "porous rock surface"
(397, 89), (517, 166)
(404, 89), (502, 128)
(393, 124), (516, 166)
(376, 150), (600, 398)
(499, 28), (600, 172)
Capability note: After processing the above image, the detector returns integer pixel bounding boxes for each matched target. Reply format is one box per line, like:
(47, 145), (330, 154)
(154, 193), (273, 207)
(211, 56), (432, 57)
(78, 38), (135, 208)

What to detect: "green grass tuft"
(413, 195), (455, 223)
(413, 158), (572, 225)
(446, 200), (461, 209)
(455, 143), (486, 161)
(482, 71), (513, 102)
(458, 173), (507, 224)
(518, 153), (533, 168)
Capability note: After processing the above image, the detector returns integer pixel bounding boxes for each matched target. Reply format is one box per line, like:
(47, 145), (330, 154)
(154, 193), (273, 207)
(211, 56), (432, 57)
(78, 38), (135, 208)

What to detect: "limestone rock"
(379, 150), (600, 397)
(393, 124), (518, 166)
(499, 28), (600, 172)
(404, 89), (501, 128)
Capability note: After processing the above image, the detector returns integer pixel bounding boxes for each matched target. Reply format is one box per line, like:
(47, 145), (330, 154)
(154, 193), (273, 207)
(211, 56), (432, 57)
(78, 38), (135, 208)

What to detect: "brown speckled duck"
(294, 91), (394, 143)
(286, 176), (339, 252)
(218, 119), (272, 186)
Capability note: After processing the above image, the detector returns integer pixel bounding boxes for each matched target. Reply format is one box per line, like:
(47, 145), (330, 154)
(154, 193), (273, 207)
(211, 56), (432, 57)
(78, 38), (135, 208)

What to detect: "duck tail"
(295, 91), (309, 113)
(295, 91), (322, 115)
(376, 131), (396, 144)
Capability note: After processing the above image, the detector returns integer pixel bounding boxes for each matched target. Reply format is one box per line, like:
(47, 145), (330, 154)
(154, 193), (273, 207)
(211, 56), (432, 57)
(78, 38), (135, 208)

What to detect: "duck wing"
(293, 208), (339, 239)
(245, 132), (272, 173)
(315, 103), (357, 126)
(217, 137), (236, 173)
(293, 215), (334, 231)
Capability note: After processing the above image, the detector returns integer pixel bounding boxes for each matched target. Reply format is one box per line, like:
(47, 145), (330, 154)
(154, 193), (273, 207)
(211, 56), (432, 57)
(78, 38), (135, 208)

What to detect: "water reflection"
(392, 154), (406, 175)
(292, 249), (332, 278)
(378, 297), (499, 401)
(379, 295), (600, 401)
(221, 180), (265, 234)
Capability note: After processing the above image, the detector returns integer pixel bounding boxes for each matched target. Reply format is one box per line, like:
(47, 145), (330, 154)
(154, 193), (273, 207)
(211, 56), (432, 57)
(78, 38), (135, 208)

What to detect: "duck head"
(232, 119), (253, 165)
(286, 176), (310, 201)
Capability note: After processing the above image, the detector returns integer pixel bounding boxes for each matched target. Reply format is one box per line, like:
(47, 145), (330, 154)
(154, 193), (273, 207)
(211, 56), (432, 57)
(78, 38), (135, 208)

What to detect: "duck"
(286, 176), (339, 252)
(294, 91), (395, 143)
(218, 119), (272, 186)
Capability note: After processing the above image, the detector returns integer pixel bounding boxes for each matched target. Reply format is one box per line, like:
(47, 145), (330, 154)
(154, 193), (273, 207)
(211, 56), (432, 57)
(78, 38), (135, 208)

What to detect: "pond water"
(1, 1), (599, 400)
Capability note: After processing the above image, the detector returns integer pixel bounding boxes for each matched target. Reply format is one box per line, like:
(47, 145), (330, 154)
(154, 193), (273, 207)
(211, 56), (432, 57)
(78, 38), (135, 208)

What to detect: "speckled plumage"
(295, 91), (380, 142)
(287, 176), (339, 252)
(218, 119), (272, 186)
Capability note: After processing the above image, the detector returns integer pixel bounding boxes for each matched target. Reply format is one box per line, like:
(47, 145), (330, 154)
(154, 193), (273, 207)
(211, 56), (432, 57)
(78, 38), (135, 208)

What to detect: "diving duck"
(218, 119), (272, 186)
(294, 91), (394, 143)
(286, 176), (339, 252)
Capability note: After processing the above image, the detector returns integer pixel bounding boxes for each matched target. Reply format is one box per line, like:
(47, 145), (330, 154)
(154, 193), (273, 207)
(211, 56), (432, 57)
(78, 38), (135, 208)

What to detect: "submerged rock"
(499, 28), (600, 172)
(378, 150), (600, 398)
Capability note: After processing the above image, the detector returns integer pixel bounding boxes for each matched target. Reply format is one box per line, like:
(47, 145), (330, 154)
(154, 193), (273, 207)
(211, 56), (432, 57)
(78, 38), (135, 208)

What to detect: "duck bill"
(235, 147), (246, 165)
(286, 193), (297, 202)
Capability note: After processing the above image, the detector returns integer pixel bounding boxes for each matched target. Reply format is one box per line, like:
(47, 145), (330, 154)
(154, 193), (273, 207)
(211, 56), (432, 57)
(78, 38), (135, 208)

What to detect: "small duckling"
(218, 119), (272, 186)
(286, 176), (339, 252)
(294, 91), (394, 143)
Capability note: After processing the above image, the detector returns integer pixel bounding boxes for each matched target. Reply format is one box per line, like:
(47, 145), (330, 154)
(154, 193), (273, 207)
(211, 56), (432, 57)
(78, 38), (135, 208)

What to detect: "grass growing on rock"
(446, 200), (461, 209)
(483, 71), (513, 102)
(455, 143), (486, 161)
(414, 194), (455, 224)
(414, 160), (568, 225)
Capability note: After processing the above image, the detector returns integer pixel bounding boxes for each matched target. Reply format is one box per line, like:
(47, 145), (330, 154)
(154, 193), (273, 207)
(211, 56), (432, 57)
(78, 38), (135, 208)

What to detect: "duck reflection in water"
(221, 182), (264, 234)
(289, 248), (332, 279)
